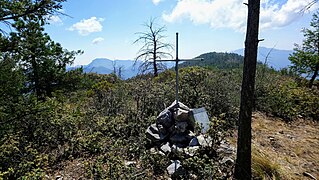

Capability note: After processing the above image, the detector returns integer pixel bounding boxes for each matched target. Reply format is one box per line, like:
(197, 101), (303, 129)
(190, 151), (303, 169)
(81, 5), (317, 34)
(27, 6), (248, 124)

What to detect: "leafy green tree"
(289, 11), (319, 88)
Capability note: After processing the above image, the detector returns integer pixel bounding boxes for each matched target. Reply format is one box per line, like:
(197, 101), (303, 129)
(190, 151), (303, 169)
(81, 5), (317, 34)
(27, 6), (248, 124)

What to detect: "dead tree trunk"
(234, 0), (260, 179)
(153, 40), (158, 77)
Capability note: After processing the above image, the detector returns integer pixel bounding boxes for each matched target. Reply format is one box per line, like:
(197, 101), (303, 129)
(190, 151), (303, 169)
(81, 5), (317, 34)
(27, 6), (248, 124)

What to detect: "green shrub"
(256, 77), (319, 121)
(3, 62), (318, 179)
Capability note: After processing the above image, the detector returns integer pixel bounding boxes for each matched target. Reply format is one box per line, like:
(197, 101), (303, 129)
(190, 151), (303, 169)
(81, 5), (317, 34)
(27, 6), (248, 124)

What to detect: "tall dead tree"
(234, 0), (260, 179)
(134, 18), (173, 77)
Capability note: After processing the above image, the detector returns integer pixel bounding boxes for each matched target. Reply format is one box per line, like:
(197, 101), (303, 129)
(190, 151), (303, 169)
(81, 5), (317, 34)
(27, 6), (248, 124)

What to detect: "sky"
(44, 0), (318, 65)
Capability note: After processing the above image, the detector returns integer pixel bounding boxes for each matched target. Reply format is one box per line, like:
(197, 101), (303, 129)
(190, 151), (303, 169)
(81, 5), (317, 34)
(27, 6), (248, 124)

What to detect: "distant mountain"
(180, 52), (244, 69)
(85, 58), (141, 79)
(68, 58), (174, 79)
(233, 47), (293, 70)
(69, 47), (292, 78)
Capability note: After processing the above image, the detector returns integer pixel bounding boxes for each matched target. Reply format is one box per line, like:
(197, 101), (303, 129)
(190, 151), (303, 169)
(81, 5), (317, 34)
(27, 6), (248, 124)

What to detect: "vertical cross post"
(157, 33), (203, 173)
(157, 32), (203, 106)
(175, 32), (179, 105)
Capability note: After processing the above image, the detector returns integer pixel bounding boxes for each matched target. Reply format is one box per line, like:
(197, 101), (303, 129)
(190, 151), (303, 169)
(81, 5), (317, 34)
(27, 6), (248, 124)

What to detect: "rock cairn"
(146, 101), (199, 148)
(146, 101), (209, 176)
(145, 101), (236, 177)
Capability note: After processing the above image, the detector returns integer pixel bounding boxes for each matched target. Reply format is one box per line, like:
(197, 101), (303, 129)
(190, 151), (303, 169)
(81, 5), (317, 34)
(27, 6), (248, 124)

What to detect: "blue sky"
(44, 0), (318, 65)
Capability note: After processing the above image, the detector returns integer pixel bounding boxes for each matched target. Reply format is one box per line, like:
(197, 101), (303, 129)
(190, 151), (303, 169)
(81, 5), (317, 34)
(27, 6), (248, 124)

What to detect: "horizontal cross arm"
(157, 58), (204, 62)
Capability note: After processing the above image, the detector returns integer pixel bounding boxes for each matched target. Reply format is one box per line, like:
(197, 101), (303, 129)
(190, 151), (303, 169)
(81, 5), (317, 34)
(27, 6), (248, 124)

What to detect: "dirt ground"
(230, 112), (319, 180)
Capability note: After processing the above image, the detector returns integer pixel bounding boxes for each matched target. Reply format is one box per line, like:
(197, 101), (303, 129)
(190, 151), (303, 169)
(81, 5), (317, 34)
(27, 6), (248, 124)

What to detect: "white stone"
(197, 134), (213, 147)
(167, 160), (184, 176)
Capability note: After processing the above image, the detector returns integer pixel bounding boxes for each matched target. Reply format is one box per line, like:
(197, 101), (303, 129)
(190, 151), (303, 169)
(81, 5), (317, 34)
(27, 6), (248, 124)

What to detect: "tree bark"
(309, 64), (319, 88)
(153, 43), (158, 77)
(234, 0), (260, 179)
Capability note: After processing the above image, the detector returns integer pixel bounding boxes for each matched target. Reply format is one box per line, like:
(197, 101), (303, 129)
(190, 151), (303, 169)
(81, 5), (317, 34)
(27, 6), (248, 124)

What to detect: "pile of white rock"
(146, 101), (213, 176)
(146, 101), (198, 147)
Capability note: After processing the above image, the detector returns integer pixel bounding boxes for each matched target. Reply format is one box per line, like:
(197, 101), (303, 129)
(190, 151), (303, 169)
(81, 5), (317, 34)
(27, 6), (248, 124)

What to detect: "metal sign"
(191, 107), (210, 133)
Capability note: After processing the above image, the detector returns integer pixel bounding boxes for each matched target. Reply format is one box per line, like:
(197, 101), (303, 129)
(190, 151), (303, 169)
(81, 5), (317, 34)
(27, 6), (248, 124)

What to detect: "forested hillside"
(180, 52), (245, 69)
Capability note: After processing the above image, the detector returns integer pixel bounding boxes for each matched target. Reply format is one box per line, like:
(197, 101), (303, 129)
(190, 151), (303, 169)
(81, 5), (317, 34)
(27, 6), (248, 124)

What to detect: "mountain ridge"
(233, 47), (293, 70)
(68, 47), (293, 78)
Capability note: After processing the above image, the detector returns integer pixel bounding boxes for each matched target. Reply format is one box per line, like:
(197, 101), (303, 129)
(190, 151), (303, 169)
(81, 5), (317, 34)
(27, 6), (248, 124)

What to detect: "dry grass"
(252, 148), (281, 180)
(230, 112), (319, 180)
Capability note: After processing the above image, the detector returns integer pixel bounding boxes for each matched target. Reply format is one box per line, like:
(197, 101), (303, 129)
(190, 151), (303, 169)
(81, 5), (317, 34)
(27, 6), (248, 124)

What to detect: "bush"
(2, 63), (318, 178)
(256, 74), (319, 121)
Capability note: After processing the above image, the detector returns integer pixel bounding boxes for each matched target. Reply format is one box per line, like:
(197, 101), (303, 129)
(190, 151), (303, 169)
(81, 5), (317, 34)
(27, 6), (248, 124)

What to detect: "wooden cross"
(158, 32), (203, 106)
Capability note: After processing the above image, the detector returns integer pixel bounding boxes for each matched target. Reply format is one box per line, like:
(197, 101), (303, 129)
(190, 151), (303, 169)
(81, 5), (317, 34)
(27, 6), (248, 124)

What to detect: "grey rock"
(217, 141), (235, 155)
(157, 124), (168, 135)
(184, 146), (199, 156)
(173, 108), (190, 122)
(146, 128), (160, 141)
(221, 157), (234, 165)
(146, 124), (168, 142)
(188, 131), (196, 137)
(217, 147), (234, 155)
(160, 142), (172, 154)
(167, 160), (184, 176)
(124, 160), (136, 167)
(170, 133), (191, 145)
(150, 147), (157, 154)
(189, 137), (199, 146)
(149, 123), (159, 133)
(197, 134), (212, 147)
(171, 144), (184, 153)
(175, 121), (188, 133)
(157, 109), (173, 128)
(168, 100), (191, 111)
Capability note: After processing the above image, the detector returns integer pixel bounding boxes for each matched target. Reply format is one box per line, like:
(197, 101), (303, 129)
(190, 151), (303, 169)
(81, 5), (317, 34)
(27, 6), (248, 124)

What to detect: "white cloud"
(69, 17), (104, 36)
(47, 15), (63, 25)
(92, 37), (104, 45)
(163, 0), (317, 32)
(152, 0), (164, 5)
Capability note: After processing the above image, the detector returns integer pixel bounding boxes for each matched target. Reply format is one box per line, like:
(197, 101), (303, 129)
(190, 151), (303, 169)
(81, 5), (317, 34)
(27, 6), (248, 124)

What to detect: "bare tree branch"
(133, 18), (173, 77)
(264, 44), (276, 65)
(300, 0), (317, 13)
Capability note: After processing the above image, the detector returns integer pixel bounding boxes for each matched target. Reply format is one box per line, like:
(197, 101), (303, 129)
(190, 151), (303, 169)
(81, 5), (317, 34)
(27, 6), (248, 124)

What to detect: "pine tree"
(234, 1), (261, 179)
(11, 16), (81, 98)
